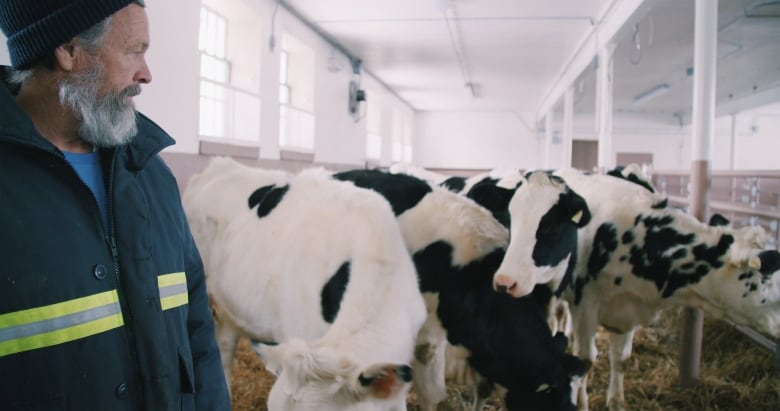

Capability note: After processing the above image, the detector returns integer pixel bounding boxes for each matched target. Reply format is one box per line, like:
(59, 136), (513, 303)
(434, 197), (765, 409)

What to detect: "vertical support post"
(681, 0), (718, 388)
(563, 87), (574, 168)
(596, 43), (616, 174)
(545, 111), (553, 169)
(729, 114), (737, 170)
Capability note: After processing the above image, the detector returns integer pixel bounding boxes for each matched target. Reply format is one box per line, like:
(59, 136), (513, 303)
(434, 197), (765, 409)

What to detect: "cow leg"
(548, 297), (573, 338)
(214, 317), (241, 391)
(606, 329), (636, 411)
(470, 378), (493, 411)
(571, 305), (599, 411)
(411, 339), (448, 411)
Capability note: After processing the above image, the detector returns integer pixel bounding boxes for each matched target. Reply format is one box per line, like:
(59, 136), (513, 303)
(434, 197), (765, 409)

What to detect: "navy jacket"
(0, 69), (230, 411)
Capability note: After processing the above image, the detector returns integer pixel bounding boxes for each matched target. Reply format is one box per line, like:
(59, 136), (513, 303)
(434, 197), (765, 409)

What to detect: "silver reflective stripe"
(0, 290), (124, 357)
(0, 303), (121, 343)
(159, 283), (188, 299)
(158, 272), (188, 310)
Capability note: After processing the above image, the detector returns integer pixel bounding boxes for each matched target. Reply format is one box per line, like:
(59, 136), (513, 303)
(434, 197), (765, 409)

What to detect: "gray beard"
(58, 63), (141, 148)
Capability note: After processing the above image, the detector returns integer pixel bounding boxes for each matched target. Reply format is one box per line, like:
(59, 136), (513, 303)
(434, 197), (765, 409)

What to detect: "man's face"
(94, 3), (152, 101)
(58, 4), (152, 148)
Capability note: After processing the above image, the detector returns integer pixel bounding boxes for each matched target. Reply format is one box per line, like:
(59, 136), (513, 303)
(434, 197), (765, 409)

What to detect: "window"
(403, 112), (413, 161)
(366, 92), (382, 160)
(198, 3), (262, 145)
(279, 34), (315, 152)
(391, 109), (413, 162)
(198, 7), (229, 139)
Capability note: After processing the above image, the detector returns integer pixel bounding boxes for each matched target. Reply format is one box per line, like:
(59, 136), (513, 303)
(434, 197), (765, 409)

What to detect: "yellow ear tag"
(748, 255), (762, 270)
(571, 210), (583, 224)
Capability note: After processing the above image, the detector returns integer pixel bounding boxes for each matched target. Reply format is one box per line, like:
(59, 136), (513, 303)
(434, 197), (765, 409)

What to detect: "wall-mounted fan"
(348, 80), (366, 122)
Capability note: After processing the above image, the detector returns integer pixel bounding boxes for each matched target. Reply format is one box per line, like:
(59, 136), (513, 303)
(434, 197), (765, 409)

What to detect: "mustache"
(121, 84), (142, 99)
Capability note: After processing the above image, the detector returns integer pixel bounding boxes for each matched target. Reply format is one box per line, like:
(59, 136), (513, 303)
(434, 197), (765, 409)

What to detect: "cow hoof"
(607, 398), (627, 411)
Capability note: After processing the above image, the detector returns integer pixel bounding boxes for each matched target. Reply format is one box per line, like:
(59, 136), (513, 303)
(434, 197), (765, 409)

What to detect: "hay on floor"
(229, 308), (779, 410)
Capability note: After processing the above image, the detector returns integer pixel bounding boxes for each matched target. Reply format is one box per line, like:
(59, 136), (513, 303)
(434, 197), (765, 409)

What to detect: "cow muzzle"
(493, 274), (532, 298)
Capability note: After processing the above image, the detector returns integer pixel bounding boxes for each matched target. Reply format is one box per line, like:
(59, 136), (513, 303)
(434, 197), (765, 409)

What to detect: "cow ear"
(251, 339), (286, 376)
(757, 250), (780, 275)
(356, 363), (412, 400)
(252, 338), (311, 376)
(565, 190), (591, 227)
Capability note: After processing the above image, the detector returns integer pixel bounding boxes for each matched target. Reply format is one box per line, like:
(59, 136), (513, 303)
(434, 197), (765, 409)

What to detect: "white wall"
(135, 0), (201, 153)
(2, 3), (778, 172)
(414, 111), (540, 170)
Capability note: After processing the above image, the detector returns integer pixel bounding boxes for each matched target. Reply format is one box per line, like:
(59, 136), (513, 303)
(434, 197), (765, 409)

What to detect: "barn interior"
(2, 0), (778, 410)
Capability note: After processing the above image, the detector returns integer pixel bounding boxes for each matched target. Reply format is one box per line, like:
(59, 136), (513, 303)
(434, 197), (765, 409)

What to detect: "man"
(0, 1), (231, 410)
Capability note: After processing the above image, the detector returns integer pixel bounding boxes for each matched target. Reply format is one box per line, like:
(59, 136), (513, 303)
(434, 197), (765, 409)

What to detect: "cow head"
(253, 339), (413, 411)
(503, 332), (590, 411)
(493, 171), (590, 297)
(692, 225), (780, 337)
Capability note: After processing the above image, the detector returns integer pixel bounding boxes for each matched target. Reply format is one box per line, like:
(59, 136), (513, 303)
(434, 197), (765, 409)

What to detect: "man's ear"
(54, 40), (78, 72)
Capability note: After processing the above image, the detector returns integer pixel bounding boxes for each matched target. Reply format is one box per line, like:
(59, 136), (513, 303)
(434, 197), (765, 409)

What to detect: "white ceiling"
(283, 0), (780, 124)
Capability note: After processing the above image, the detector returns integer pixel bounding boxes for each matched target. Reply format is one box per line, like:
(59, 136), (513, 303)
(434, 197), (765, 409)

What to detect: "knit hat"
(0, 0), (134, 69)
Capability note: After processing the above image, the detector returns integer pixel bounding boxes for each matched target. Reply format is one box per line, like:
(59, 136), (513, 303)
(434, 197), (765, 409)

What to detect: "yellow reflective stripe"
(158, 272), (186, 288)
(158, 272), (188, 311)
(0, 290), (124, 357)
(0, 290), (119, 328)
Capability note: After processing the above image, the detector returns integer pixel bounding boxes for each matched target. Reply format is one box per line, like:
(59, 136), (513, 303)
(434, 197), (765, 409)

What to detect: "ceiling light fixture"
(633, 83), (670, 106)
(464, 82), (476, 98)
(440, 2), (476, 99)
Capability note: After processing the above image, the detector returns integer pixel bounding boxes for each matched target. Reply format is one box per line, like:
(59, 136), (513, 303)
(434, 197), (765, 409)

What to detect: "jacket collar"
(0, 65), (175, 170)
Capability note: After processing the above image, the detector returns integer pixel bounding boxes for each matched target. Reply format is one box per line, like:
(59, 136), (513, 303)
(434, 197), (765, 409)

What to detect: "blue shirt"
(63, 150), (109, 230)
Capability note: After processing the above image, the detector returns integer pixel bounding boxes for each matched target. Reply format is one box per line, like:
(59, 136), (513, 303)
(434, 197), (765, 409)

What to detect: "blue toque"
(0, 0), (134, 69)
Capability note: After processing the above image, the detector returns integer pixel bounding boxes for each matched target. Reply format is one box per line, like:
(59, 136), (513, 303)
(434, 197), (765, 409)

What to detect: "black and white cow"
(391, 165), (578, 340)
(389, 165), (524, 228)
(334, 169), (588, 411)
(493, 169), (780, 411)
(183, 158), (427, 411)
(606, 164), (656, 193)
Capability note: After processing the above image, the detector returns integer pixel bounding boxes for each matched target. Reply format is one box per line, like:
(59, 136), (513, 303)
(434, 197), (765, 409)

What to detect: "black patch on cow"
(320, 262), (350, 323)
(652, 199), (668, 209)
(588, 223), (619, 279)
(614, 277), (622, 286)
(333, 169), (432, 216)
(532, 189), (590, 270)
(573, 276), (589, 305)
(440, 176), (466, 193)
(606, 166), (656, 193)
(691, 235), (732, 269)
(758, 250), (780, 275)
(414, 242), (463, 293)
(738, 272), (754, 281)
(671, 248), (687, 260)
(465, 177), (517, 228)
(708, 213), (730, 227)
(429, 245), (585, 411)
(621, 230), (634, 244)
(634, 214), (643, 226)
(620, 255), (628, 262)
(248, 184), (289, 218)
(628, 215), (735, 298)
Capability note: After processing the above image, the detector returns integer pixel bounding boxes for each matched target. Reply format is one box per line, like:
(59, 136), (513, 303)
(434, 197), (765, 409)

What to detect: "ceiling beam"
(278, 0), (414, 110)
(536, 0), (663, 122)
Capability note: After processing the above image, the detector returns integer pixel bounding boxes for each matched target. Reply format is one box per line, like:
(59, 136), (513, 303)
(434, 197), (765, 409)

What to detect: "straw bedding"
(229, 308), (779, 410)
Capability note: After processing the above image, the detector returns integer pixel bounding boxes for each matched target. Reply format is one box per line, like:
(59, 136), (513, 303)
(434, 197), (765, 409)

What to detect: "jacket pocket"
(179, 346), (196, 411)
(178, 346), (196, 394)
